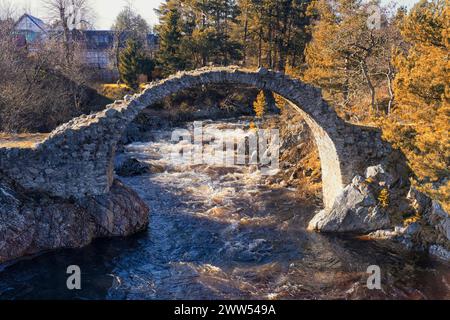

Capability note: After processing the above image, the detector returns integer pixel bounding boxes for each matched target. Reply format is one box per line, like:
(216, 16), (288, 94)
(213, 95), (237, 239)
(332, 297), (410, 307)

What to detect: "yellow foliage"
(274, 93), (287, 111)
(253, 91), (266, 118)
(99, 83), (147, 100)
(303, 0), (372, 118)
(378, 188), (390, 208)
(382, 0), (449, 210)
(0, 133), (48, 149)
(404, 214), (421, 226)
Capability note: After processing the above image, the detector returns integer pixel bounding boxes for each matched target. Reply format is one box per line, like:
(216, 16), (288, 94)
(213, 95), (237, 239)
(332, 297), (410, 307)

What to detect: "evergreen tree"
(139, 57), (156, 81)
(111, 4), (151, 70)
(119, 39), (144, 89)
(236, 0), (311, 71)
(155, 4), (187, 74)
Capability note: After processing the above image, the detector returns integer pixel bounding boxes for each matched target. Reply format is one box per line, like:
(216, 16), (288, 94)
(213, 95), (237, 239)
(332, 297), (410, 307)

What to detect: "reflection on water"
(0, 119), (449, 300)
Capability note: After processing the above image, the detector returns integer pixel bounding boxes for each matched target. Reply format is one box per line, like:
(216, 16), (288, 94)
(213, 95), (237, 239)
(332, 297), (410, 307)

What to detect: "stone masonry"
(0, 66), (391, 209)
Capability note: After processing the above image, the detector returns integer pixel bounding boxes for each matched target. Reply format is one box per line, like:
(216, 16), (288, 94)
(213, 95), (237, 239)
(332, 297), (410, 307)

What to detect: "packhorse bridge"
(0, 66), (391, 210)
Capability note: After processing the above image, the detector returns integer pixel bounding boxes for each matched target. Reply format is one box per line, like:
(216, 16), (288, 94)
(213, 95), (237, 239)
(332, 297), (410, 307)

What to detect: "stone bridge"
(0, 66), (391, 209)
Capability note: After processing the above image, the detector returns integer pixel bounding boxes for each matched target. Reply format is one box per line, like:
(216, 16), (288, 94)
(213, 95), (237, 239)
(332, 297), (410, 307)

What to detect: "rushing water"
(0, 119), (449, 300)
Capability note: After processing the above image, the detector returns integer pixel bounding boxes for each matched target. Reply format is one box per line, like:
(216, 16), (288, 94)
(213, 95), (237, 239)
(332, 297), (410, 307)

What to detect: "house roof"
(14, 14), (158, 50)
(77, 30), (116, 50)
(15, 14), (49, 33)
(75, 30), (159, 50)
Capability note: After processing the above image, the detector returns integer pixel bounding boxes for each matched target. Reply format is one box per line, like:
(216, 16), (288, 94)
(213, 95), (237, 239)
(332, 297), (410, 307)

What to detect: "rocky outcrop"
(364, 186), (450, 261)
(307, 175), (390, 233)
(404, 189), (450, 261)
(427, 201), (450, 244)
(429, 244), (450, 261)
(307, 162), (412, 234)
(116, 158), (152, 177)
(308, 162), (450, 262)
(0, 177), (149, 264)
(82, 180), (149, 237)
(115, 158), (166, 177)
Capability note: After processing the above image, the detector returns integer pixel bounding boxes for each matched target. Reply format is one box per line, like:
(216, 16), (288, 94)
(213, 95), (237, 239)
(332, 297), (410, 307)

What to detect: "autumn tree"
(253, 91), (266, 117)
(303, 0), (401, 119)
(382, 0), (449, 209)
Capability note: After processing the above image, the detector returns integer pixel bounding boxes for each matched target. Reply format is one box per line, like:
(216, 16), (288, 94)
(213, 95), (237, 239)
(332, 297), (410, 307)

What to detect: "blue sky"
(9, 0), (421, 30)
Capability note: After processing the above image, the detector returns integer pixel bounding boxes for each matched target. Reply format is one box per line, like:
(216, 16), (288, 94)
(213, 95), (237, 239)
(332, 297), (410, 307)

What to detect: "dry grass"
(0, 133), (49, 149)
(98, 83), (147, 100)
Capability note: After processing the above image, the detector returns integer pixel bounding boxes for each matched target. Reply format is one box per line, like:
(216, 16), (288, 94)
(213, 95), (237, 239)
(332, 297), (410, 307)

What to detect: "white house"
(14, 14), (49, 44)
(13, 14), (159, 81)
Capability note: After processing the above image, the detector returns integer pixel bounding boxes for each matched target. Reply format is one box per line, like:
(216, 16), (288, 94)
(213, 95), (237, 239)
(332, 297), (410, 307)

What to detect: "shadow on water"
(0, 119), (448, 300)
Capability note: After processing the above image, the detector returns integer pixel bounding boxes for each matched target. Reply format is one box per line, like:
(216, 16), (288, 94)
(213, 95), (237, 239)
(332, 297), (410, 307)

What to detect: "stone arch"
(0, 67), (390, 210)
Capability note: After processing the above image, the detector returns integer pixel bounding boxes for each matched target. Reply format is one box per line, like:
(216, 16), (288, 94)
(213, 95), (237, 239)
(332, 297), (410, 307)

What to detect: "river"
(0, 118), (448, 300)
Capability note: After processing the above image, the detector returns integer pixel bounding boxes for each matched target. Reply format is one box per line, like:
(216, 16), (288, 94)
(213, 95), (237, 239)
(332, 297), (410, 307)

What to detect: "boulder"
(426, 201), (450, 243)
(0, 177), (149, 264)
(365, 164), (396, 187)
(407, 187), (432, 215)
(116, 158), (151, 177)
(407, 187), (449, 245)
(308, 176), (390, 233)
(82, 180), (149, 237)
(429, 245), (450, 262)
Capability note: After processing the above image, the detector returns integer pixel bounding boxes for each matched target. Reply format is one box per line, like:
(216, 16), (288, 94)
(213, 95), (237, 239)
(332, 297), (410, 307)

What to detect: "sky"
(7, 0), (421, 30)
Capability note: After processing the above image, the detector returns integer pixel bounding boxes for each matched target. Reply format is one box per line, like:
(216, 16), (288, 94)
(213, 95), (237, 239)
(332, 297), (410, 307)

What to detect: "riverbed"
(0, 119), (448, 300)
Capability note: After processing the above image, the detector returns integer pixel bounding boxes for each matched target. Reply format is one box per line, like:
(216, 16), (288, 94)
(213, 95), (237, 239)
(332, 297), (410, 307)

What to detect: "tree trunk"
(386, 63), (395, 115)
(59, 6), (72, 64)
(361, 60), (377, 114)
(242, 15), (248, 65)
(258, 26), (263, 67)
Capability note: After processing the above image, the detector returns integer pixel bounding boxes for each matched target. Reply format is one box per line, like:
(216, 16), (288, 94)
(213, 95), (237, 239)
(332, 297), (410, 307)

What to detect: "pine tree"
(186, 0), (242, 67)
(119, 39), (144, 89)
(253, 91), (266, 118)
(236, 0), (311, 71)
(156, 4), (186, 74)
(111, 4), (150, 71)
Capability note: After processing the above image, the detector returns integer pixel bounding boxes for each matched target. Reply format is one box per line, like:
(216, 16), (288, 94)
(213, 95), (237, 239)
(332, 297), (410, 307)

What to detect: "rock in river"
(308, 175), (390, 233)
(0, 176), (149, 264)
(116, 158), (151, 177)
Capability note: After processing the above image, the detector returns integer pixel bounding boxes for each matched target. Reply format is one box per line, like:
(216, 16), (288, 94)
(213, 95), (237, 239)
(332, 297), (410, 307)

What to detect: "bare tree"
(0, 0), (17, 21)
(110, 1), (150, 71)
(42, 0), (95, 62)
(0, 5), (103, 133)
